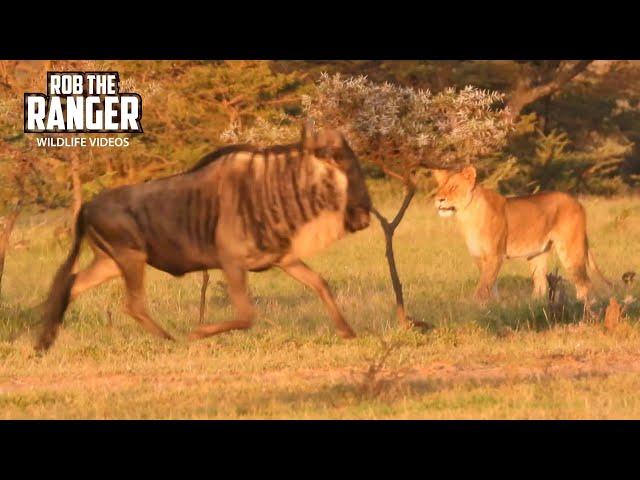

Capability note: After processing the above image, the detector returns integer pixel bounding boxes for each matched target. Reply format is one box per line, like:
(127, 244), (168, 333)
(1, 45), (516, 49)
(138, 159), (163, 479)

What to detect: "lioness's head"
(432, 165), (477, 217)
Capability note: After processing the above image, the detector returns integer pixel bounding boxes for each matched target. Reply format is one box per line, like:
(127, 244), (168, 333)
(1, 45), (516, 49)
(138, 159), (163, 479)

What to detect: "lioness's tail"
(587, 249), (612, 289)
(35, 207), (86, 352)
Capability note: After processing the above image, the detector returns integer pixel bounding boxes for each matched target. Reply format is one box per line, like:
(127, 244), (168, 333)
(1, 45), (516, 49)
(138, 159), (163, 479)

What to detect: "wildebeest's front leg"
(280, 259), (356, 339)
(114, 248), (174, 341)
(189, 264), (255, 339)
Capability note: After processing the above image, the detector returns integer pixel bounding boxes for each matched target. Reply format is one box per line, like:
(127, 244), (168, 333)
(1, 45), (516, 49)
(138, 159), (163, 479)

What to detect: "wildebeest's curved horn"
(301, 119), (316, 151)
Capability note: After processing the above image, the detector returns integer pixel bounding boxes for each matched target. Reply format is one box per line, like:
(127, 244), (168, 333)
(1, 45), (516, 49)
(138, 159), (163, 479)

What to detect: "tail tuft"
(587, 250), (612, 289)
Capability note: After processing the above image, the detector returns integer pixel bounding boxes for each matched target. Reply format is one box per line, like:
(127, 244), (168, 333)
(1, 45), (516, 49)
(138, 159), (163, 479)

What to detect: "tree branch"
(508, 60), (593, 119)
(390, 184), (416, 230)
(376, 163), (406, 183)
(371, 206), (389, 229)
(530, 60), (592, 98)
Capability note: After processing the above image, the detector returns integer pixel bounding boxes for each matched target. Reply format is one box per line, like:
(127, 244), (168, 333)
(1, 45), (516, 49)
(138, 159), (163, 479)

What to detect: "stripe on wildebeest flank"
(36, 122), (372, 351)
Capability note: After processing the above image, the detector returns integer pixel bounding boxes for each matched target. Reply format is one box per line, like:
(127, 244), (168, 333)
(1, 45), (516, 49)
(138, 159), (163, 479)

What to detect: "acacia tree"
(0, 61), (92, 218)
(302, 74), (512, 328)
(0, 151), (28, 299)
(0, 61), (53, 299)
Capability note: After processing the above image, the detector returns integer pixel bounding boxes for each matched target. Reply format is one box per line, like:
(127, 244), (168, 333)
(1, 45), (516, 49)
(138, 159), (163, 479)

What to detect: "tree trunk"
(372, 183), (431, 330)
(0, 207), (21, 301)
(127, 155), (136, 182)
(70, 151), (82, 220)
(380, 221), (409, 326)
(68, 151), (83, 274)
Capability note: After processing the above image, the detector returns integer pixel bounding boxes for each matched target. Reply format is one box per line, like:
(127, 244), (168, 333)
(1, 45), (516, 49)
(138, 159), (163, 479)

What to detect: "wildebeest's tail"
(35, 206), (86, 352)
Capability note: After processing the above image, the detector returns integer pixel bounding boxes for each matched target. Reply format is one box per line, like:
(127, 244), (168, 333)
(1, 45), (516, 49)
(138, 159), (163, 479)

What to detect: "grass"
(0, 182), (639, 419)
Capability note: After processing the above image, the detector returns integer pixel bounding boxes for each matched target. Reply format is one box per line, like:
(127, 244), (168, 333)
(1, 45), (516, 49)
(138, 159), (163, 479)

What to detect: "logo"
(24, 72), (143, 134)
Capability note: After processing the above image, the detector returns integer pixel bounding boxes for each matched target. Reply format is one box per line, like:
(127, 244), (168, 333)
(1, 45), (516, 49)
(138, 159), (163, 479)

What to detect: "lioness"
(433, 166), (610, 302)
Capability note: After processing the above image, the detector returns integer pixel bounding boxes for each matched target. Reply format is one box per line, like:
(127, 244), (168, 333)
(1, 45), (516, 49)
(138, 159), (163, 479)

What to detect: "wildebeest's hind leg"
(280, 260), (356, 339)
(189, 265), (255, 340)
(113, 249), (174, 341)
(70, 245), (121, 300)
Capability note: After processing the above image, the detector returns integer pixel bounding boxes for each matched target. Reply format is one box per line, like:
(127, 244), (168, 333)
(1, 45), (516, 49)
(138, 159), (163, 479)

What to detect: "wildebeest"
(36, 123), (372, 351)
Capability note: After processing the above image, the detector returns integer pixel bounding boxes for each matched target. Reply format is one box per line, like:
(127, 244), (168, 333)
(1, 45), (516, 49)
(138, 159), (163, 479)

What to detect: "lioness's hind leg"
(528, 253), (549, 299)
(554, 238), (592, 301)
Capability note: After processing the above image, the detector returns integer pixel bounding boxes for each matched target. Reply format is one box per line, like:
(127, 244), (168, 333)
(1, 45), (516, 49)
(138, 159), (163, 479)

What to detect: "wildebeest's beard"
(340, 147), (371, 233)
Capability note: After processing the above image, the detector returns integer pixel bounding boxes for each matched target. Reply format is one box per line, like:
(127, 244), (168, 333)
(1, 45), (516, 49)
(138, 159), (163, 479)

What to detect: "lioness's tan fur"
(433, 166), (610, 302)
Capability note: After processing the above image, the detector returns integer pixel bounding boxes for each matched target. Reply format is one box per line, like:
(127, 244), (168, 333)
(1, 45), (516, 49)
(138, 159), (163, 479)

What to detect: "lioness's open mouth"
(438, 206), (456, 217)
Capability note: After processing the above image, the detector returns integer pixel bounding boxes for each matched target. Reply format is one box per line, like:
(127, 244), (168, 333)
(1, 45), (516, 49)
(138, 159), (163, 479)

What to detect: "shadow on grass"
(273, 362), (625, 416)
(475, 299), (588, 335)
(0, 302), (42, 342)
(497, 275), (537, 297)
(624, 301), (640, 319)
(211, 362), (625, 418)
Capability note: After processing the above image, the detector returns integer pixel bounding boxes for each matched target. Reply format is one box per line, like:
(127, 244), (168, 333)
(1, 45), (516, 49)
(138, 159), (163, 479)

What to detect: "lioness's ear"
(301, 120), (316, 152)
(460, 165), (477, 186)
(432, 169), (451, 185)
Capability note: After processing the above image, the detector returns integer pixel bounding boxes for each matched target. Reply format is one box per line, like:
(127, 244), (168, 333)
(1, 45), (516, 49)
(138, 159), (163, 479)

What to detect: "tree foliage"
(1, 59), (639, 218)
(302, 73), (512, 180)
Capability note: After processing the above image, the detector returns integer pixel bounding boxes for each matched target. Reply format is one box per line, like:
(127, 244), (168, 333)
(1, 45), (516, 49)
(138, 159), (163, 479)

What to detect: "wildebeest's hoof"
(187, 329), (206, 341)
(408, 320), (434, 332)
(337, 327), (356, 339)
(402, 317), (433, 333)
(149, 328), (175, 341)
(34, 328), (57, 353)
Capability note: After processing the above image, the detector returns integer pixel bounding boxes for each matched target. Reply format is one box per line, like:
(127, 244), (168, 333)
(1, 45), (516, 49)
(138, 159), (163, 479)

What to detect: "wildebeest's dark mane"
(187, 142), (302, 173)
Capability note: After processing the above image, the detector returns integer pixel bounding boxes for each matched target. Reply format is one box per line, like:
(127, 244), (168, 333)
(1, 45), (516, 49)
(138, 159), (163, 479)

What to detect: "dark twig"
(199, 270), (210, 324)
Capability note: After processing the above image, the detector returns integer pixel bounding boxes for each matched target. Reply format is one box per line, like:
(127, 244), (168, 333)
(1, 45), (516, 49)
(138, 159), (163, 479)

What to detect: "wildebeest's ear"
(460, 165), (477, 186)
(432, 169), (451, 185)
(316, 129), (345, 149)
(301, 120), (316, 152)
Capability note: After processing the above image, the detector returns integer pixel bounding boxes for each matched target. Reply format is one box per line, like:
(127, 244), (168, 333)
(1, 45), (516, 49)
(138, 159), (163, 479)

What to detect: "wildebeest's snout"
(346, 206), (370, 232)
(345, 168), (372, 232)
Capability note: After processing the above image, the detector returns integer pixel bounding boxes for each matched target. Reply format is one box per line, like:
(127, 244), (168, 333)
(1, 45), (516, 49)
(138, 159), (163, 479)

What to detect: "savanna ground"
(1, 182), (639, 419)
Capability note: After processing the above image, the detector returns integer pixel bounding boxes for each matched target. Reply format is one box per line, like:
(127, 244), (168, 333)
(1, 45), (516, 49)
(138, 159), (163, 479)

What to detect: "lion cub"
(433, 166), (610, 303)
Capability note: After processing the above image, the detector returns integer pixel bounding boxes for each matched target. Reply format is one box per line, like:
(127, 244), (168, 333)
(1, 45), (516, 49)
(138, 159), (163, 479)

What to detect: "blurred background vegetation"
(1, 60), (640, 218)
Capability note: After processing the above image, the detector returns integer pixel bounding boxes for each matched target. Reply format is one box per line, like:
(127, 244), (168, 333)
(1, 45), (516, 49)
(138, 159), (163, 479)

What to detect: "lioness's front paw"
(473, 289), (492, 305)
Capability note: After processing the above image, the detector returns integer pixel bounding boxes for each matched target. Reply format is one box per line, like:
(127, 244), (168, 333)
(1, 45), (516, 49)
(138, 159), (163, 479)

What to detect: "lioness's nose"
(437, 197), (445, 203)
